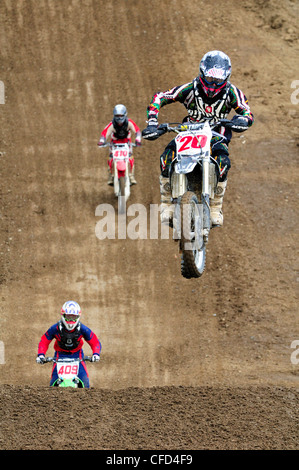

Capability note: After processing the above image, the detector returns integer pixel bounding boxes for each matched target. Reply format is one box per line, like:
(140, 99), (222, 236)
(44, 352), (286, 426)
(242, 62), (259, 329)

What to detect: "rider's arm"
(128, 119), (142, 144)
(37, 323), (58, 355)
(81, 324), (102, 356)
(98, 122), (114, 145)
(229, 84), (254, 126)
(146, 82), (193, 122)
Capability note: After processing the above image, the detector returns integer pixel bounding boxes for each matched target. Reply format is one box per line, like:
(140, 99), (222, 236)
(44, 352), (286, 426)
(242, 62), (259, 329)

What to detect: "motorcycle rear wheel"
(180, 191), (206, 278)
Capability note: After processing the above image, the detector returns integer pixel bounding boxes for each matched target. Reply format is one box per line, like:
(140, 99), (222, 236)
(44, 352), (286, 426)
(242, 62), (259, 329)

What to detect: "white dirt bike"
(100, 142), (136, 214)
(146, 119), (234, 279)
(44, 356), (95, 388)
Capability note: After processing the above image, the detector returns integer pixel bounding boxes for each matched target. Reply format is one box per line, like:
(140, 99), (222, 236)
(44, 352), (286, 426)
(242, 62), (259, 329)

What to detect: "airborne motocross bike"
(44, 356), (96, 388)
(147, 119), (235, 279)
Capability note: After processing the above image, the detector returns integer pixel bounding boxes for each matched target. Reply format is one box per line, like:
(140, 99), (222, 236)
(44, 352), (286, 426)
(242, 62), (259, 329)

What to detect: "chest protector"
(112, 118), (129, 139)
(57, 322), (81, 350)
(188, 79), (230, 122)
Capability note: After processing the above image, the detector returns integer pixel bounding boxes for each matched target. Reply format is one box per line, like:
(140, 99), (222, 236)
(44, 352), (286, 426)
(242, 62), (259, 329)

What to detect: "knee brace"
(213, 153), (231, 181)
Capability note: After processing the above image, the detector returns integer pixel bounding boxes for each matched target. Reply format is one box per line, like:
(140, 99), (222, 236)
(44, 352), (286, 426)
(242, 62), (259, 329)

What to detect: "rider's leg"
(78, 361), (90, 388)
(159, 174), (173, 225)
(50, 364), (59, 386)
(129, 157), (137, 185)
(107, 157), (113, 185)
(159, 141), (176, 225)
(210, 152), (231, 227)
(210, 133), (231, 226)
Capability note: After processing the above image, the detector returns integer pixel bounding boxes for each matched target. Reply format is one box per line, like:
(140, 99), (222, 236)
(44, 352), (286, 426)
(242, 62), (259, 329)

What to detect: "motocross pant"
(50, 350), (90, 388)
(160, 135), (231, 182)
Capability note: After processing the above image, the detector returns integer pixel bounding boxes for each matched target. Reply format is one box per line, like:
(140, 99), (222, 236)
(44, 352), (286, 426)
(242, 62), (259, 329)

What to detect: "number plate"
(57, 361), (79, 378)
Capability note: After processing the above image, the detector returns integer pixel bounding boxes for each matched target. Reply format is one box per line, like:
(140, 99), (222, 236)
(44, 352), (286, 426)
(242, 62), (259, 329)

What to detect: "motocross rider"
(98, 104), (142, 185)
(142, 50), (254, 226)
(36, 300), (101, 388)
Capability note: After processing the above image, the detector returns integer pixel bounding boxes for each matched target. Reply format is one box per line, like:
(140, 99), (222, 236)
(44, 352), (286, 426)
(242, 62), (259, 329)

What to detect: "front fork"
(113, 160), (129, 196)
(202, 157), (211, 241)
(170, 158), (215, 243)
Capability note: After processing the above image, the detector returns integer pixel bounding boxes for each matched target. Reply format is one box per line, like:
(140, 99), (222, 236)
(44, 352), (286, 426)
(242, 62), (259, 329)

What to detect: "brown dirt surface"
(0, 0), (298, 452)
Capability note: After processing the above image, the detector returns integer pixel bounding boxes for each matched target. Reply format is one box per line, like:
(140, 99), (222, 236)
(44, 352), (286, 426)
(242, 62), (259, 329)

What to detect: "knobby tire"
(180, 191), (206, 278)
(118, 176), (126, 214)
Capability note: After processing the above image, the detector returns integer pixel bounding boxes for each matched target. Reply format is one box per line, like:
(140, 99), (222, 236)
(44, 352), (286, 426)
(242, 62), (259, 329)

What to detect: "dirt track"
(0, 0), (298, 451)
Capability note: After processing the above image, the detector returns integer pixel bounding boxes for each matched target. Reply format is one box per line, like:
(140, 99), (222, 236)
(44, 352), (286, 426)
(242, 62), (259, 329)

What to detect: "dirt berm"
(0, 0), (298, 451)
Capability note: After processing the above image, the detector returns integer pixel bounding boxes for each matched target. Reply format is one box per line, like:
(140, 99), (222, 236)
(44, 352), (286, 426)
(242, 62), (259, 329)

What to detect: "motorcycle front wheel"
(180, 191), (206, 278)
(118, 176), (126, 214)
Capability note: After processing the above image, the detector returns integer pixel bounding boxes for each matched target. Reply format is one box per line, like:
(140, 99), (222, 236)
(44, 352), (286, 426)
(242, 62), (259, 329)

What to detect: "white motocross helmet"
(113, 104), (128, 125)
(60, 300), (81, 331)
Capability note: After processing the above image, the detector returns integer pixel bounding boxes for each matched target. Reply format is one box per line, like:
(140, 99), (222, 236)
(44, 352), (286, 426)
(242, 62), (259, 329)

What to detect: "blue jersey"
(38, 322), (101, 355)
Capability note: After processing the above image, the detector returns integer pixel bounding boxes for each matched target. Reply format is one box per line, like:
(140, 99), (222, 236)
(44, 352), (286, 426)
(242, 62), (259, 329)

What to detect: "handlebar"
(44, 356), (94, 363)
(159, 118), (233, 133)
(142, 118), (236, 141)
(98, 142), (139, 148)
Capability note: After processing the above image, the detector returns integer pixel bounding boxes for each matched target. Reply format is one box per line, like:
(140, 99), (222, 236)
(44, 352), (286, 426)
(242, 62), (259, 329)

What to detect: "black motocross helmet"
(198, 50), (232, 99)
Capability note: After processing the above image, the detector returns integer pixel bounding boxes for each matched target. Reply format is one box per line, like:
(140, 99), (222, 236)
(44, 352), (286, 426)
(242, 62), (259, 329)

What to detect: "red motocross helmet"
(199, 50), (232, 98)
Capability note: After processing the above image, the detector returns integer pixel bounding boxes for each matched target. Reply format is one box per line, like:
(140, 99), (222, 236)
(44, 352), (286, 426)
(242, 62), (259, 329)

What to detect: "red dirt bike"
(100, 142), (136, 214)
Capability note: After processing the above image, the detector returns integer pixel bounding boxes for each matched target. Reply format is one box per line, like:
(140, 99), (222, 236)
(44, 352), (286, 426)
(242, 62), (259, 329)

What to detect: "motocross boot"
(210, 180), (227, 227)
(107, 168), (113, 186)
(129, 165), (137, 185)
(159, 175), (173, 226)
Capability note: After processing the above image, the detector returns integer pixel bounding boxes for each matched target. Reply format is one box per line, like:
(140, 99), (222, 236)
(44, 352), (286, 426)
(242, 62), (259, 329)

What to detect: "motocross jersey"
(38, 322), (101, 355)
(147, 77), (254, 126)
(99, 119), (141, 145)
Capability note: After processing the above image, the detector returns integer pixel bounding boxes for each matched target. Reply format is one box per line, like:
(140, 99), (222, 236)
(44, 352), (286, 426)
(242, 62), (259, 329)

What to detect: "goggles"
(63, 314), (79, 322)
(202, 75), (226, 86)
(114, 114), (125, 122)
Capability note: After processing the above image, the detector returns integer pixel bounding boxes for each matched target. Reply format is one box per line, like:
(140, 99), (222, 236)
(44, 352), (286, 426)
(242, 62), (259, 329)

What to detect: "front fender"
(175, 157), (201, 174)
(116, 160), (127, 172)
